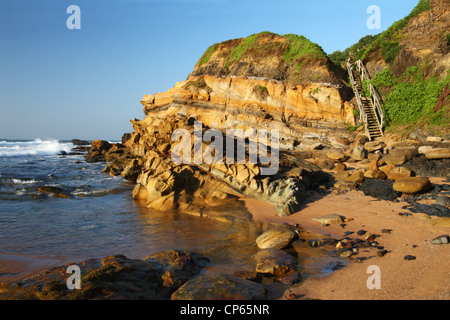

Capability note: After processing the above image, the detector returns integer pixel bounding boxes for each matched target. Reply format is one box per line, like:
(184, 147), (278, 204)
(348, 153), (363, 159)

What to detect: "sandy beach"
(243, 177), (450, 300)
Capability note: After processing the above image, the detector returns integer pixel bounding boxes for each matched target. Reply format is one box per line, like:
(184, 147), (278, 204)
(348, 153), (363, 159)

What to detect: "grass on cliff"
(282, 34), (327, 65)
(197, 43), (220, 67)
(329, 0), (432, 66)
(368, 65), (449, 135)
(196, 31), (328, 70)
(360, 0), (432, 64)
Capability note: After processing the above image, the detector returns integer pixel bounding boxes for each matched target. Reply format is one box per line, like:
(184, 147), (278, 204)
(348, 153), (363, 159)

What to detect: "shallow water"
(0, 139), (347, 281)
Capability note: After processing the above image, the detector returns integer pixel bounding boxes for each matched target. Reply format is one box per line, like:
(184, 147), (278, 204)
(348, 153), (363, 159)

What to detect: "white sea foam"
(11, 178), (40, 185)
(0, 139), (72, 157)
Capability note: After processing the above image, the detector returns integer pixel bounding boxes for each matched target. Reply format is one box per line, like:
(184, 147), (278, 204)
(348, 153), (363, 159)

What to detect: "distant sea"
(0, 139), (346, 280)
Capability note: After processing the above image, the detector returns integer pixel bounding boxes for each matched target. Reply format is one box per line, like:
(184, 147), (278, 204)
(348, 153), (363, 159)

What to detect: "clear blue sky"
(0, 0), (419, 140)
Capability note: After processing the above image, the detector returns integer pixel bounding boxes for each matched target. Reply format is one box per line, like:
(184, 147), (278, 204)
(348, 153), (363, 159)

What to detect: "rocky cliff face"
(363, 0), (449, 79)
(119, 32), (356, 216)
(141, 32), (356, 143)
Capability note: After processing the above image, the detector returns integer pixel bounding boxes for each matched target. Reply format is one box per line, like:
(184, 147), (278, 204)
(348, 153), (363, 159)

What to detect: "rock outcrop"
(124, 114), (328, 217)
(96, 32), (362, 217)
(0, 251), (209, 300)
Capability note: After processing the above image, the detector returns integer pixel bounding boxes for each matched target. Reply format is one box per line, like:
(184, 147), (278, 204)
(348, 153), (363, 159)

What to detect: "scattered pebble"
(404, 255), (417, 261)
(336, 248), (353, 258)
(357, 230), (367, 236)
(287, 293), (297, 300)
(377, 249), (388, 257)
(432, 235), (449, 245)
(398, 212), (412, 217)
(308, 239), (323, 247)
(382, 229), (393, 234)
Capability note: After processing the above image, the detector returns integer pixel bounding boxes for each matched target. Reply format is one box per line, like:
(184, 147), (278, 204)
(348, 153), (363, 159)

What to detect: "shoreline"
(0, 252), (71, 283)
(242, 178), (450, 300)
(1, 178), (448, 300)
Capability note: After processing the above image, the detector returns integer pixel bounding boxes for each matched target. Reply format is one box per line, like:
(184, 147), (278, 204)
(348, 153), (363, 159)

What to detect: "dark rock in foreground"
(252, 248), (300, 286)
(405, 203), (450, 218)
(171, 274), (266, 300)
(359, 179), (400, 201)
(0, 251), (209, 300)
(404, 155), (450, 179)
(144, 250), (210, 298)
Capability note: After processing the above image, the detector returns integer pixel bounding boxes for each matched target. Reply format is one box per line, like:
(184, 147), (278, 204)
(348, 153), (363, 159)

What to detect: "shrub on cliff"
(369, 65), (449, 132)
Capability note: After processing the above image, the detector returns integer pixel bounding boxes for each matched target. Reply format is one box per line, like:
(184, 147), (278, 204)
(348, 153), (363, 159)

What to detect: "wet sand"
(243, 179), (450, 300)
(0, 252), (69, 283)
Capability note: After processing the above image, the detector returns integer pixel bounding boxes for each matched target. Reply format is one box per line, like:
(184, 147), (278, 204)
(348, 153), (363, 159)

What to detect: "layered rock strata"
(123, 113), (328, 216)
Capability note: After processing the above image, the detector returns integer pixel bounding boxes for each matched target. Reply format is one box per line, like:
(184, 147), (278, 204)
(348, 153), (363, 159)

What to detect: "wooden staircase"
(347, 59), (384, 140)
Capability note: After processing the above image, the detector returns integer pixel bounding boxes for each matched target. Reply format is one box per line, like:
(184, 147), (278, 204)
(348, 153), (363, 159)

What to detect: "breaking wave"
(0, 139), (72, 157)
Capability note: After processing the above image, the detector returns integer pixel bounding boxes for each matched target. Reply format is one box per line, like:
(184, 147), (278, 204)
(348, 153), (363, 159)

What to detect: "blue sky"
(0, 0), (419, 140)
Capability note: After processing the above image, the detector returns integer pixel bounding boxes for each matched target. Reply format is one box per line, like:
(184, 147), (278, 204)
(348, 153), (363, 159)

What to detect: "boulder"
(432, 235), (449, 245)
(255, 224), (298, 250)
(252, 248), (300, 285)
(426, 136), (443, 142)
(387, 166), (412, 180)
(359, 179), (400, 201)
(393, 177), (431, 194)
(364, 154), (386, 179)
(436, 196), (450, 207)
(37, 186), (72, 198)
(351, 146), (368, 161)
(334, 162), (347, 172)
(71, 139), (90, 146)
(144, 250), (209, 298)
(171, 274), (266, 300)
(383, 147), (417, 166)
(90, 140), (112, 153)
(364, 169), (386, 180)
(313, 214), (345, 224)
(326, 149), (347, 161)
(346, 169), (365, 183)
(418, 146), (434, 155)
(425, 148), (450, 160)
(364, 141), (385, 152)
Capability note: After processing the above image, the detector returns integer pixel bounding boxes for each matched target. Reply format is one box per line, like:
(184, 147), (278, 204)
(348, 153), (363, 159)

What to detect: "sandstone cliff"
(119, 32), (358, 216)
(141, 32), (356, 143)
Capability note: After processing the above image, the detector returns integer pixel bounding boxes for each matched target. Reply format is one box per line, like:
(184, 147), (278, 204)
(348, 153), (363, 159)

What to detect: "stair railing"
(355, 60), (385, 135)
(347, 60), (369, 138)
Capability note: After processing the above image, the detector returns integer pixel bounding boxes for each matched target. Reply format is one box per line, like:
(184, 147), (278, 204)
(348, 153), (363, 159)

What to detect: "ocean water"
(0, 139), (346, 281)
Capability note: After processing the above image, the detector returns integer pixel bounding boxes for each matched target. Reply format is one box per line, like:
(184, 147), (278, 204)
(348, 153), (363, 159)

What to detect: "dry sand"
(243, 178), (450, 300)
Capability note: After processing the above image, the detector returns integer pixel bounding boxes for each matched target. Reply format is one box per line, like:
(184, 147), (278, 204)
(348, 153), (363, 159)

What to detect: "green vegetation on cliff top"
(329, 0), (432, 66)
(197, 31), (327, 68)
